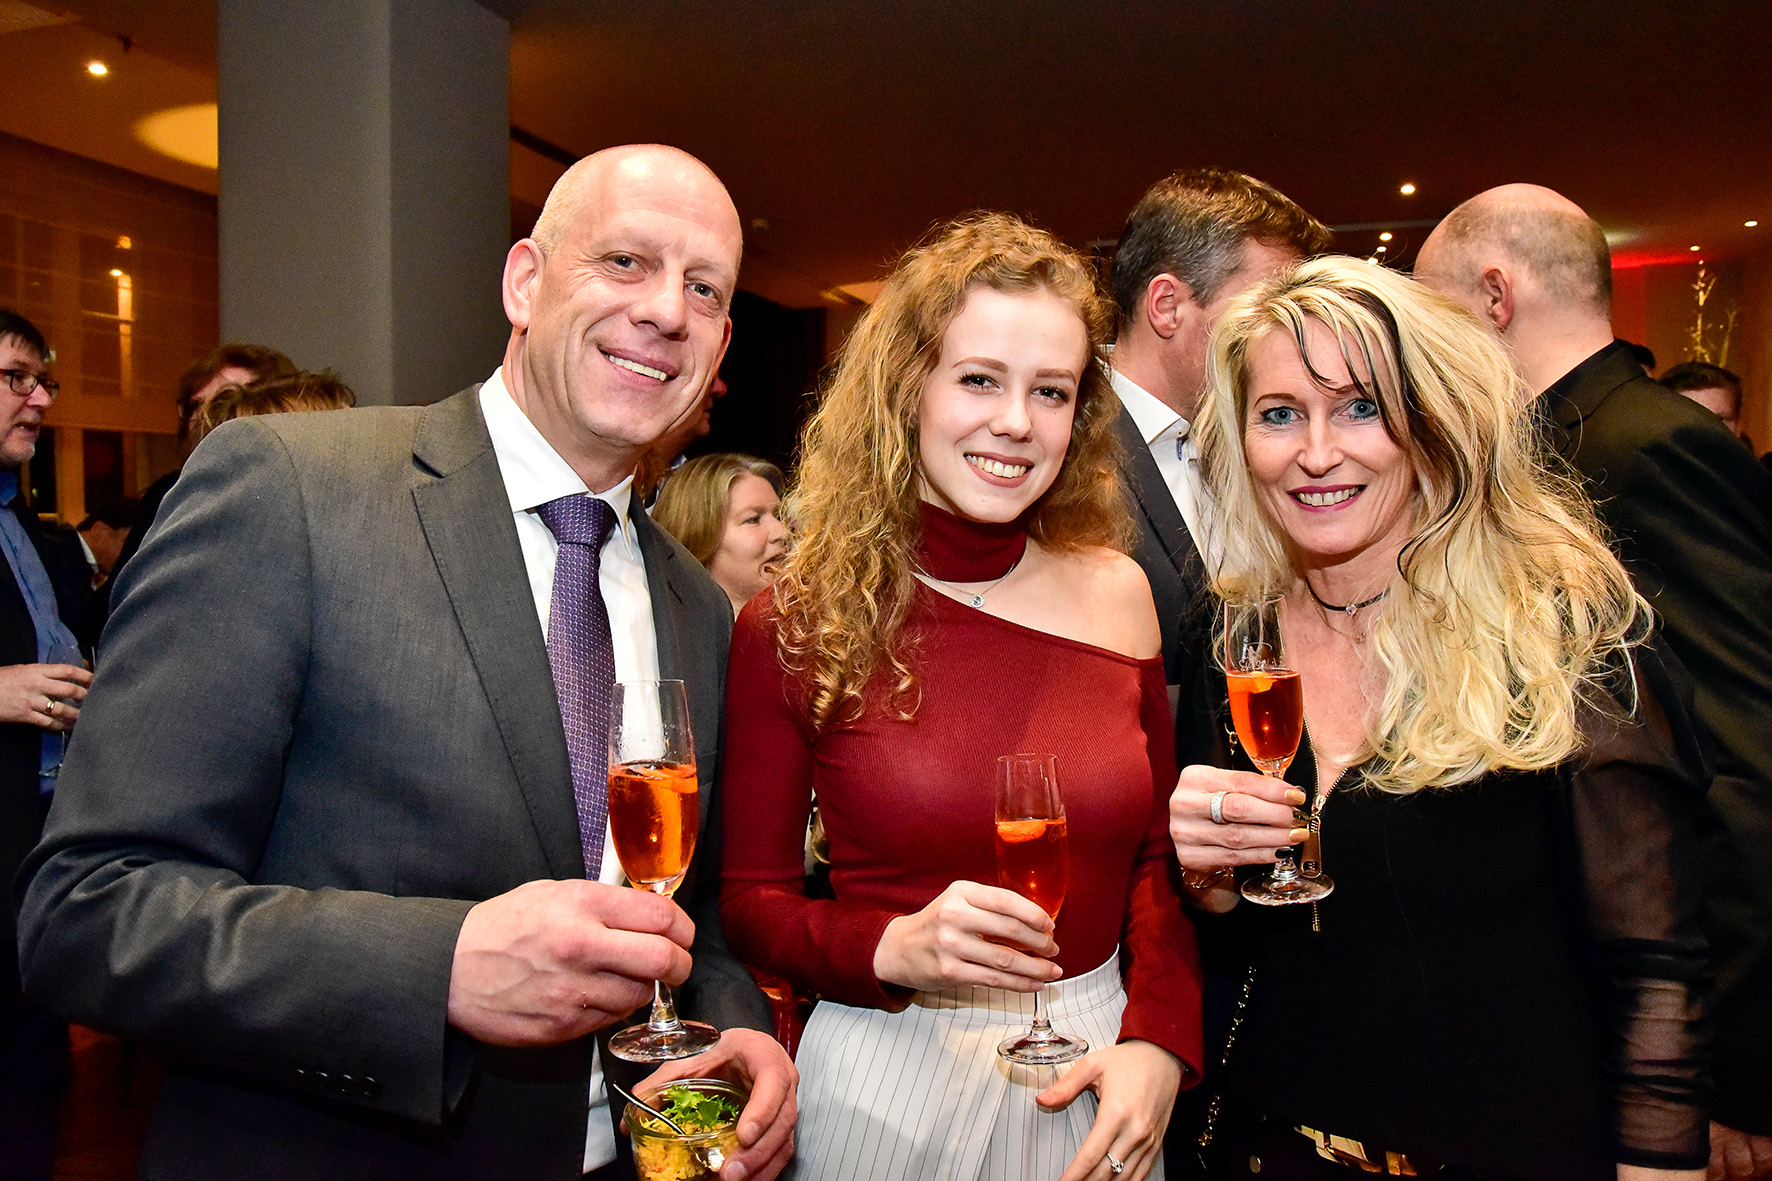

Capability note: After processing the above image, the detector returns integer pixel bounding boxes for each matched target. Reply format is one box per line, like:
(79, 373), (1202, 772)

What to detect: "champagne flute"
(1225, 597), (1333, 905)
(606, 679), (722, 1062)
(994, 752), (1087, 1065)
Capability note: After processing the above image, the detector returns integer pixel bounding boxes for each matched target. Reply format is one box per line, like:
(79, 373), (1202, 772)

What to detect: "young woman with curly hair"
(720, 213), (1204, 1181)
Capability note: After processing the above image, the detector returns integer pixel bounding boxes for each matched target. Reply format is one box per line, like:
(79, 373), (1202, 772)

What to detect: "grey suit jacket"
(17, 388), (768, 1179)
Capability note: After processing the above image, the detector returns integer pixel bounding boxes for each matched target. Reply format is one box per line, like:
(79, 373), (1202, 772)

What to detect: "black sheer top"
(1204, 643), (1713, 1179)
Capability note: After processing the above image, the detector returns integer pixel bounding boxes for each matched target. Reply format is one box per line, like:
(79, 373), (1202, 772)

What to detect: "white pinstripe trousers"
(785, 955), (1160, 1181)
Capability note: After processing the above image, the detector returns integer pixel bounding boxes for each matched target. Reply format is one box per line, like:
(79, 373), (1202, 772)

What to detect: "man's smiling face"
(506, 148), (741, 489)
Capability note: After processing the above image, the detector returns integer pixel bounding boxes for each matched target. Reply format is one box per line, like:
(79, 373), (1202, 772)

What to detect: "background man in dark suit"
(0, 310), (93, 1180)
(1105, 169), (1330, 753)
(1418, 183), (1772, 1181)
(17, 146), (794, 1181)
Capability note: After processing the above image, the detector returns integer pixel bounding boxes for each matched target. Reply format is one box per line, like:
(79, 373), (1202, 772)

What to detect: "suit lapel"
(411, 390), (584, 880)
(631, 509), (717, 835)
(634, 509), (688, 684)
(1113, 400), (1198, 573)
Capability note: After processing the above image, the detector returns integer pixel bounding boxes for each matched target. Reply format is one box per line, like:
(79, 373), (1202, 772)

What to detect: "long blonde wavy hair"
(1195, 256), (1647, 793)
(772, 213), (1128, 731)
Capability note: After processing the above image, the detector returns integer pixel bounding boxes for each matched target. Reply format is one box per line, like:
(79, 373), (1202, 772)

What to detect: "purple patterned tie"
(535, 494), (618, 878)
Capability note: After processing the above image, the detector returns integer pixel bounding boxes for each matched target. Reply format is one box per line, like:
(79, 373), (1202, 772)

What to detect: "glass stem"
(1028, 985), (1054, 1040)
(1268, 770), (1302, 882)
(644, 879), (683, 1033)
(647, 980), (681, 1032)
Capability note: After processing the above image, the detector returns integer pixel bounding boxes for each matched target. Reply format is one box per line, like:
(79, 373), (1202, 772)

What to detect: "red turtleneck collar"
(915, 499), (1029, 582)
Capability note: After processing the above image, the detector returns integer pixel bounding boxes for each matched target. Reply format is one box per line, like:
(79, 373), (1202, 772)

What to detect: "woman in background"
(652, 452), (789, 614)
(721, 213), (1201, 1181)
(1168, 257), (1710, 1180)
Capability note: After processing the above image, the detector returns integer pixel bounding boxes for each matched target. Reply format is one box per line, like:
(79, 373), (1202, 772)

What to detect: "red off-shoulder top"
(718, 510), (1203, 1072)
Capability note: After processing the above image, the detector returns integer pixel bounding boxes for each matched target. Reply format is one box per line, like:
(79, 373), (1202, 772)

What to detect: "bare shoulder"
(1048, 546), (1154, 603)
(1036, 546), (1160, 659)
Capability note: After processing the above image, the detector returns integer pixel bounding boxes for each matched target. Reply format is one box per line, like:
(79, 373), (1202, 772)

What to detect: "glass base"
(998, 1028), (1088, 1065)
(1241, 871), (1334, 906)
(608, 1019), (721, 1063)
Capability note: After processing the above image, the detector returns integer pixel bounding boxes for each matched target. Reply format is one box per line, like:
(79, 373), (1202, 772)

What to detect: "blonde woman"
(651, 453), (788, 613)
(720, 214), (1203, 1181)
(1168, 257), (1710, 1180)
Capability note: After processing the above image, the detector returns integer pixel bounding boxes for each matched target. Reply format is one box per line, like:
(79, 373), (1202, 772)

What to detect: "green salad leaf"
(656, 1086), (741, 1133)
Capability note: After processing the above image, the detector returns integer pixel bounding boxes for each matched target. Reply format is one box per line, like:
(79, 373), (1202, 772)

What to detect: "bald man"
(1419, 184), (1772, 1180)
(17, 146), (796, 1181)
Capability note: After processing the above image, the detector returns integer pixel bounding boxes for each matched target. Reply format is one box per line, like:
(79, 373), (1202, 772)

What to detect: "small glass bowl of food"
(624, 1077), (746, 1181)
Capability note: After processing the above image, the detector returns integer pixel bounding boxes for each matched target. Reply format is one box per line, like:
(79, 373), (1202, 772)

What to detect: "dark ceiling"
(41, 0), (1772, 308)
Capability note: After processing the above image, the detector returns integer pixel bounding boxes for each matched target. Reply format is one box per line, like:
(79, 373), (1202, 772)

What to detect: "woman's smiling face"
(1242, 321), (1419, 569)
(916, 285), (1087, 524)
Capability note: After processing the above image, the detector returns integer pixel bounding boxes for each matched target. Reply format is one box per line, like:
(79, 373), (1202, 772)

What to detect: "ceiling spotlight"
(108, 268), (122, 277)
(1399, 183), (1417, 196)
(1379, 231), (1393, 242)
(1747, 220), (1760, 228)
(1690, 245), (1701, 252)
(87, 61), (108, 76)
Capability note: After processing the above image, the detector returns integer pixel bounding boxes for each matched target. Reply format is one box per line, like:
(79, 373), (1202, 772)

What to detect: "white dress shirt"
(479, 368), (659, 1173)
(1108, 367), (1211, 545)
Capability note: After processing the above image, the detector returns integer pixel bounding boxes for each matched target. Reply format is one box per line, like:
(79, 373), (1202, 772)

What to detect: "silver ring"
(1105, 1152), (1125, 1175)
(1209, 790), (1229, 825)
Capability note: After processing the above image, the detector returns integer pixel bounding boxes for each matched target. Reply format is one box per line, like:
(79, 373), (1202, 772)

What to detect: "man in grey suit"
(1105, 168), (1330, 755)
(16, 145), (796, 1181)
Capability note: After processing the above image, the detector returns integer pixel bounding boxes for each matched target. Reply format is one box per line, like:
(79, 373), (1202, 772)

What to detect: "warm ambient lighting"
(108, 268), (122, 277)
(116, 236), (132, 249)
(1376, 245), (1387, 253)
(1399, 183), (1417, 195)
(1690, 245), (1701, 252)
(134, 103), (219, 170)
(1748, 220), (1761, 228)
(1379, 231), (1393, 241)
(1366, 256), (1380, 264)
(87, 61), (108, 76)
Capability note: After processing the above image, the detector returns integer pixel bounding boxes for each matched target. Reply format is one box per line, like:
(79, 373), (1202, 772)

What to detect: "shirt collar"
(1107, 365), (1189, 445)
(478, 367), (639, 558)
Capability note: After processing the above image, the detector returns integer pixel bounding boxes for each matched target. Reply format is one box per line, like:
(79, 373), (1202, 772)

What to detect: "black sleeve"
(1601, 422), (1772, 1136)
(1569, 640), (1714, 1169)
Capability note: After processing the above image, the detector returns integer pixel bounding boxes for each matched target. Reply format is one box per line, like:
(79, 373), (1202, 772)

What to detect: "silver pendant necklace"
(914, 554), (1023, 608)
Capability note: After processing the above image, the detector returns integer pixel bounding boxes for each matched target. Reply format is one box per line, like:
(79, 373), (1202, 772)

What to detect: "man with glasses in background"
(0, 309), (92, 1180)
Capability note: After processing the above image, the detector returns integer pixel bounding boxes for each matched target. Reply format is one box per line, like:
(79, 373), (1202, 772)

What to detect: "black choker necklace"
(1306, 581), (1389, 618)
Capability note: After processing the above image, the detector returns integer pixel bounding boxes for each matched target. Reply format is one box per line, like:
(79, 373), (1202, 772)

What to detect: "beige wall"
(0, 130), (218, 521)
(1614, 252), (1765, 453)
(1735, 240), (1772, 452)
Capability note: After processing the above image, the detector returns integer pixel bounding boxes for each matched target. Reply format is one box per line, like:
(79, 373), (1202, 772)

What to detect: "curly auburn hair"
(771, 212), (1129, 731)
